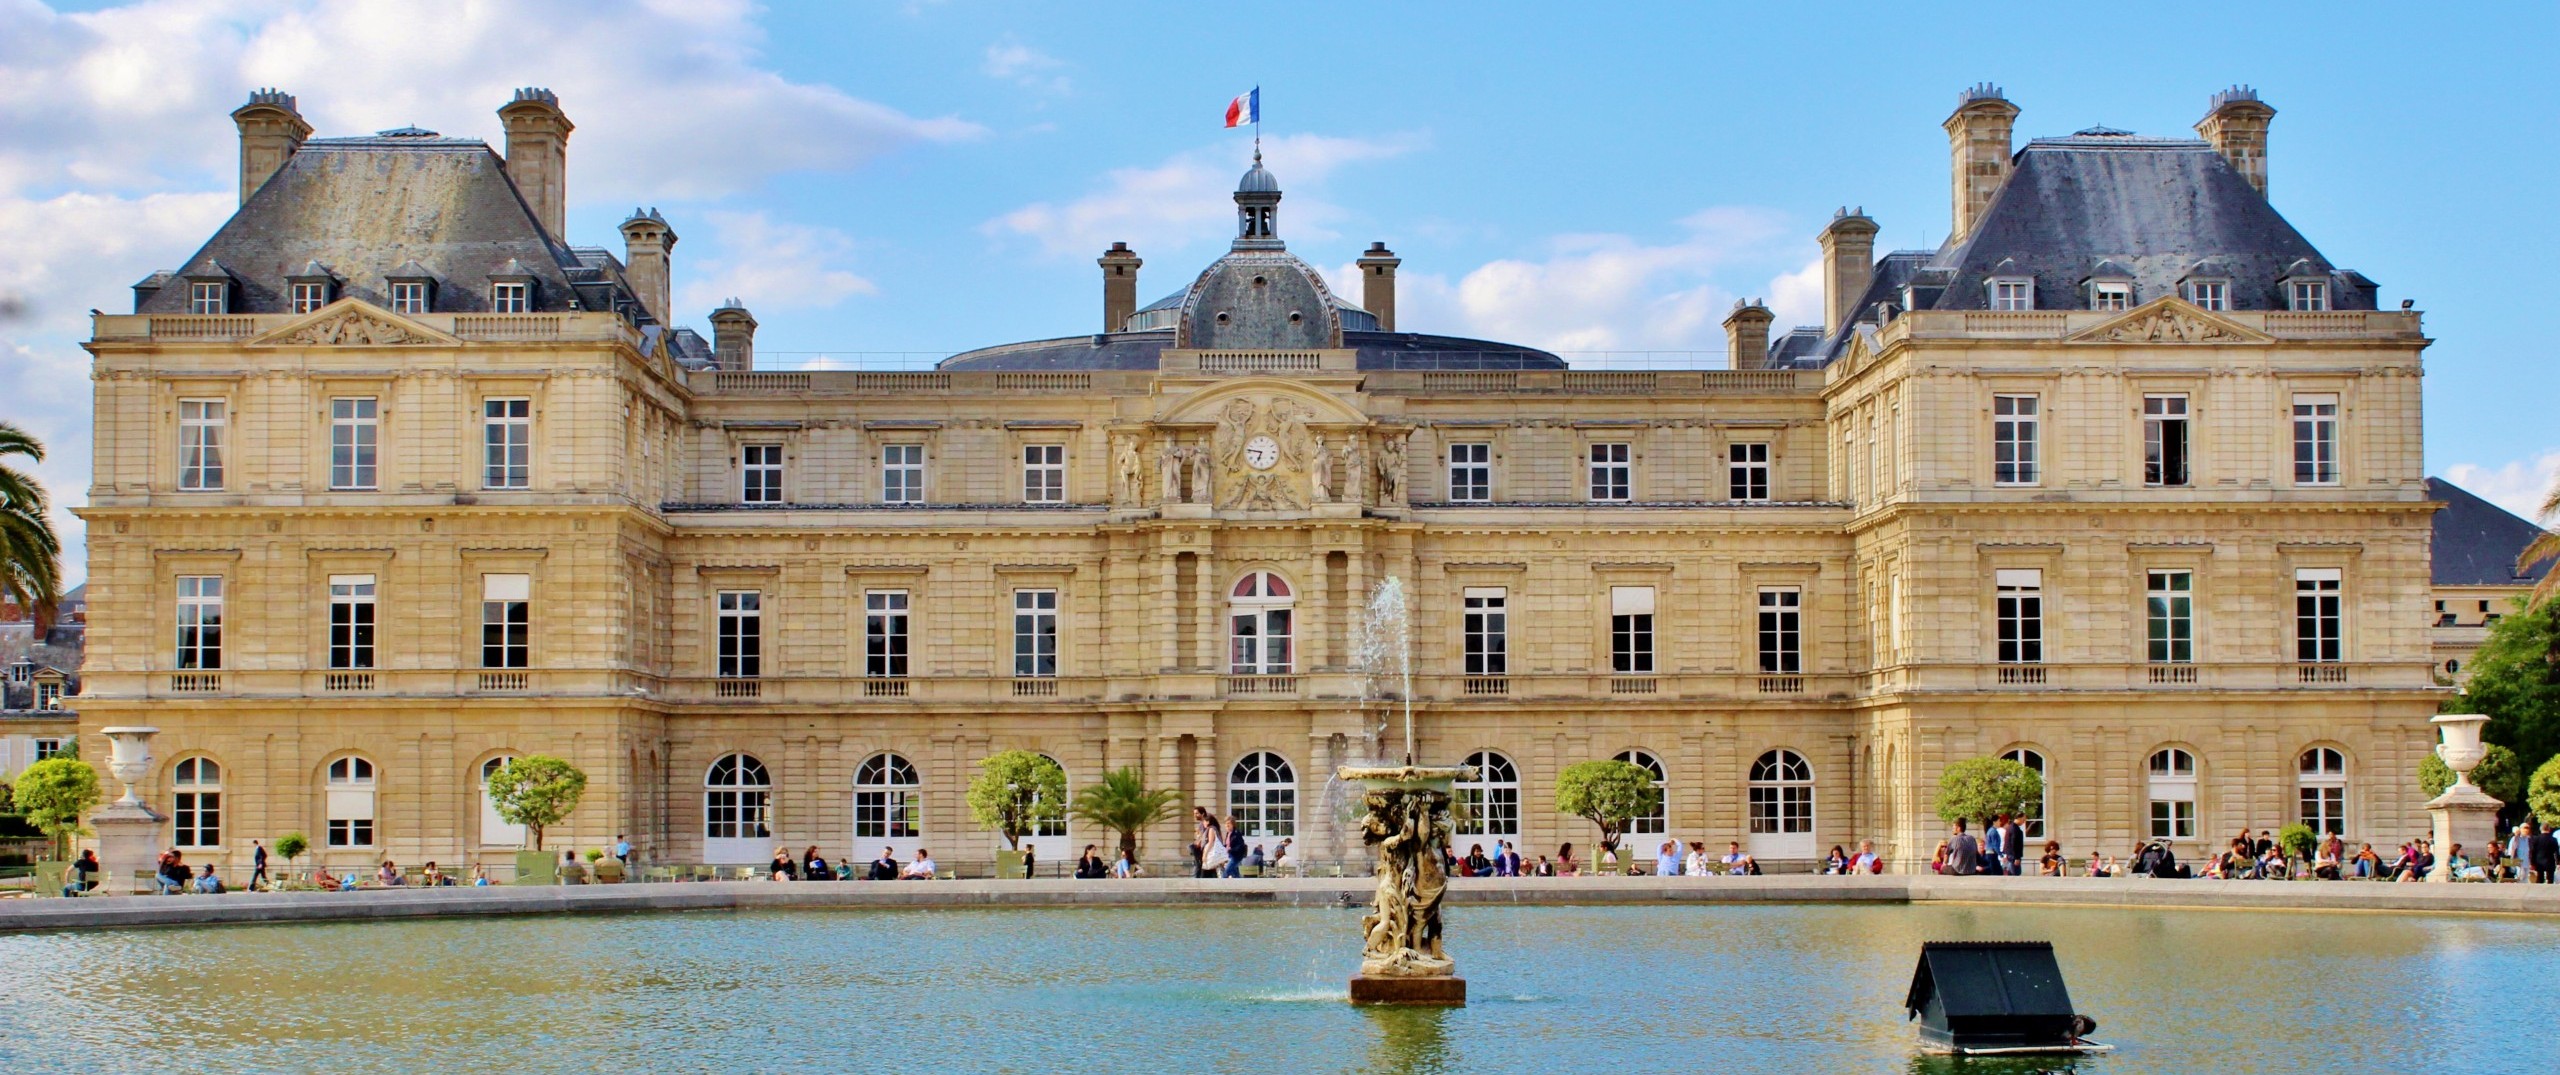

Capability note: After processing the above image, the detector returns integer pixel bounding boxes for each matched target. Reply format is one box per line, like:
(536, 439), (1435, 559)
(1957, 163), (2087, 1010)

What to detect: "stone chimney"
(499, 87), (574, 240)
(230, 88), (311, 206)
(1818, 208), (1879, 337)
(710, 300), (758, 371)
(1098, 242), (1141, 332)
(1943, 83), (2018, 243)
(1723, 299), (1774, 371)
(1357, 242), (1402, 332)
(2196, 85), (2276, 197)
(619, 208), (676, 323)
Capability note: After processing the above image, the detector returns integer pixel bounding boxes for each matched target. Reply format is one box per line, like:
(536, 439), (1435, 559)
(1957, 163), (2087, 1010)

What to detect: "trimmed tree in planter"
(1934, 757), (2044, 827)
(484, 755), (587, 884)
(1554, 759), (1660, 861)
(1069, 766), (1182, 871)
(10, 756), (99, 860)
(272, 832), (309, 889)
(968, 750), (1066, 875)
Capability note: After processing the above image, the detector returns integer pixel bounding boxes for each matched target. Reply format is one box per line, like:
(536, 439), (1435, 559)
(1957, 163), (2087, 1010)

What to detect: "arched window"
(1614, 749), (1667, 841)
(1228, 572), (1295, 675)
(1455, 751), (1520, 844)
(480, 755), (526, 847)
(326, 756), (376, 847)
(1031, 754), (1070, 838)
(2298, 747), (2347, 836)
(2000, 747), (2048, 839)
(2147, 748), (2197, 840)
(855, 753), (921, 841)
(1748, 749), (1815, 858)
(703, 753), (772, 863)
(1228, 751), (1297, 841)
(171, 757), (221, 848)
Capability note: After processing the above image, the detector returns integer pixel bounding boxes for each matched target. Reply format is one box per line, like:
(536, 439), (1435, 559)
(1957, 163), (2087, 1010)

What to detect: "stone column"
(94, 727), (166, 895)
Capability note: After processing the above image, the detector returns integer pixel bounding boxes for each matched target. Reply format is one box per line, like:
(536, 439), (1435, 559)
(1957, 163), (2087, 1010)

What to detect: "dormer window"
(1988, 278), (2034, 312)
(2184, 280), (2228, 311)
(289, 281), (330, 314)
(2288, 280), (2329, 311)
(390, 281), (429, 314)
(491, 281), (530, 313)
(2089, 282), (2131, 312)
(189, 281), (228, 314)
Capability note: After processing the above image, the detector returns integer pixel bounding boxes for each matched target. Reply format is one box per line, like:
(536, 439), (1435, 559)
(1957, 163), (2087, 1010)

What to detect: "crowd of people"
(1914, 815), (2560, 883)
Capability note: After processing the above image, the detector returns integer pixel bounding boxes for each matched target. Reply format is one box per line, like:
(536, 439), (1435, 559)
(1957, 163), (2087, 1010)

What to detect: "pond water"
(0, 902), (2548, 1073)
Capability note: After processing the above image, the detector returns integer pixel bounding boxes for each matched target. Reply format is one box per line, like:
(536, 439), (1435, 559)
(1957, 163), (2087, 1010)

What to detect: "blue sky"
(3, 1), (2556, 584)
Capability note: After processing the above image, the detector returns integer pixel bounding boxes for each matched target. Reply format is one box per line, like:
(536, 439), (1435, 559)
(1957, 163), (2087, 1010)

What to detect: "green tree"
(272, 832), (309, 864)
(2531, 755), (2560, 827)
(1553, 760), (1660, 856)
(9, 757), (99, 858)
(483, 755), (588, 850)
(2518, 480), (2560, 609)
(2276, 823), (2318, 862)
(0, 422), (62, 627)
(2419, 743), (2524, 805)
(1934, 757), (2045, 825)
(2444, 600), (2560, 782)
(1069, 767), (1183, 866)
(967, 750), (1066, 850)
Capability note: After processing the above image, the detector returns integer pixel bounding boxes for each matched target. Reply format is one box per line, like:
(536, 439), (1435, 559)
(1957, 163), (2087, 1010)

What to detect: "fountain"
(1339, 577), (1469, 1006)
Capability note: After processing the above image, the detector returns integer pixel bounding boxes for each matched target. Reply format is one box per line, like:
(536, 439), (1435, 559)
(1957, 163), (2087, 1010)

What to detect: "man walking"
(1945, 819), (1981, 876)
(2001, 815), (2027, 876)
(614, 834), (632, 865)
(1223, 815), (1246, 878)
(2532, 823), (2559, 885)
(1982, 814), (2007, 876)
(251, 839), (269, 890)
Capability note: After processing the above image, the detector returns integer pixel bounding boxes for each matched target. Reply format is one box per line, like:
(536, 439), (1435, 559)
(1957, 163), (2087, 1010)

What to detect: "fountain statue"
(1339, 577), (1468, 1006)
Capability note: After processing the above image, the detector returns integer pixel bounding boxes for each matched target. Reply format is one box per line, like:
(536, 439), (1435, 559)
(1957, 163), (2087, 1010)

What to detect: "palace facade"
(73, 84), (2443, 873)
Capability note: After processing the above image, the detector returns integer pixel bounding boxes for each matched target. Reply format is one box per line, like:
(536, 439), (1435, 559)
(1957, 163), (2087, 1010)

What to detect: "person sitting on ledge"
(2257, 842), (2288, 880)
(867, 848), (900, 881)
(378, 861), (405, 887)
(63, 850), (99, 897)
(1942, 820), (1980, 877)
(1464, 844), (1493, 877)
(1684, 841), (1715, 877)
(153, 850), (189, 895)
(1929, 841), (1949, 874)
(1721, 840), (1759, 876)
(1652, 841), (1680, 877)
(471, 863), (492, 887)
(1595, 843), (1620, 872)
(421, 861), (446, 887)
(1247, 844), (1267, 873)
(1822, 845), (1849, 875)
(1852, 840), (1883, 875)
(1112, 849), (1138, 878)
(193, 863), (224, 894)
(802, 846), (830, 881)
(1076, 844), (1108, 879)
(2348, 843), (2381, 879)
(2038, 840), (2065, 876)
(1532, 854), (1555, 877)
(900, 849), (937, 880)
(769, 847), (797, 882)
(2084, 852), (2113, 878)
(2312, 839), (2342, 880)
(1271, 838), (1293, 871)
(1556, 842), (1579, 877)
(2445, 843), (2486, 882)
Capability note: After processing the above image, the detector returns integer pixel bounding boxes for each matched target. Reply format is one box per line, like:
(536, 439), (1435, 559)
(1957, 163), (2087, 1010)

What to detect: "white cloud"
(2443, 450), (2560, 522)
(981, 39), (1069, 95)
(0, 189), (233, 335)
(675, 211), (876, 315)
(985, 132), (1420, 258)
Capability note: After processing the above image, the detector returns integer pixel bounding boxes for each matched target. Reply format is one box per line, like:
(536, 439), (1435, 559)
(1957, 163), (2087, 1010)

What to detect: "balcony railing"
(476, 671), (530, 692)
(1609, 676), (1657, 695)
(169, 672), (222, 693)
(321, 671), (375, 692)
(714, 678), (763, 699)
(1224, 674), (1300, 696)
(1462, 676), (1510, 697)
(2147, 664), (2200, 685)
(2297, 663), (2350, 685)
(1996, 665), (2049, 686)
(862, 678), (911, 698)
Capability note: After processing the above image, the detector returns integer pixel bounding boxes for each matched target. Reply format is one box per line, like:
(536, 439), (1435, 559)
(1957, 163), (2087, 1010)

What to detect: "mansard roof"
(2428, 477), (2553, 588)
(937, 329), (1567, 372)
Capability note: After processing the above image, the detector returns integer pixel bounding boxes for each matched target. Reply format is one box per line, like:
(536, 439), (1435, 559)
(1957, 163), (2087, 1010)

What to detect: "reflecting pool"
(2, 902), (2551, 1073)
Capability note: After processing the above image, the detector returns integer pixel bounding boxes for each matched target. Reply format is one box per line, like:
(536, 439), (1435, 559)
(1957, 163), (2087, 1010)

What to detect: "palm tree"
(2522, 478), (2560, 610)
(0, 423), (61, 626)
(1069, 766), (1184, 868)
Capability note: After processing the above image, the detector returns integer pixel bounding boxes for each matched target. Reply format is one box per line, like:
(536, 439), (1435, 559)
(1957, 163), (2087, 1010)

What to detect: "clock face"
(1244, 435), (1281, 470)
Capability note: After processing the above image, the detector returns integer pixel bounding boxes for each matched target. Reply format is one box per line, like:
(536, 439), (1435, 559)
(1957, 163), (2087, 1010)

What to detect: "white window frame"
(289, 281), (329, 314)
(2295, 568), (2343, 664)
(1615, 749), (1667, 841)
(1462, 587), (1507, 676)
(32, 738), (64, 760)
(2147, 748), (2197, 840)
(1610, 586), (1654, 675)
(327, 574), (376, 670)
(176, 575), (224, 670)
(1988, 277), (2035, 311)
(479, 756), (527, 847)
(2090, 281), (2131, 312)
(1992, 394), (2039, 485)
(1021, 443), (1065, 504)
(34, 680), (64, 711)
(855, 753), (921, 842)
(865, 590), (909, 679)
(1757, 588), (1801, 673)
(2288, 280), (2328, 312)
(2298, 747), (2348, 837)
(2143, 394), (2189, 487)
(881, 443), (925, 504)
(2185, 280), (2228, 311)
(482, 398), (532, 489)
(1453, 750), (1520, 844)
(2000, 748), (2047, 839)
(1227, 572), (1295, 675)
(1728, 441), (1770, 501)
(2146, 570), (2193, 664)
(2292, 394), (2339, 485)
(740, 443), (784, 504)
(178, 398), (226, 491)
(330, 397), (378, 490)
(389, 281), (429, 315)
(1588, 442), (1632, 501)
(703, 753), (772, 859)
(717, 591), (762, 678)
(1996, 568), (2043, 664)
(1447, 443), (1492, 503)
(171, 757), (222, 848)
(1747, 749), (1816, 858)
(490, 281), (530, 314)
(1228, 751), (1297, 842)
(1013, 589), (1058, 678)
(188, 281), (226, 314)
(481, 574), (529, 669)
(326, 756), (377, 848)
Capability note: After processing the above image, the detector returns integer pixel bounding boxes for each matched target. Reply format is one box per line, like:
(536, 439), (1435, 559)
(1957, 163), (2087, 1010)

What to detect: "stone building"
(73, 84), (2443, 875)
(2424, 477), (2550, 685)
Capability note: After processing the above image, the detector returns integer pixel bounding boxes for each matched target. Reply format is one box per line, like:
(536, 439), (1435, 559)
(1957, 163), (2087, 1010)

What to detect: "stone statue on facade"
(1158, 442), (1184, 504)
(1311, 434), (1334, 503)
(1340, 438), (1365, 505)
(1114, 435), (1144, 506)
(1184, 444), (1211, 504)
(1374, 434), (1407, 505)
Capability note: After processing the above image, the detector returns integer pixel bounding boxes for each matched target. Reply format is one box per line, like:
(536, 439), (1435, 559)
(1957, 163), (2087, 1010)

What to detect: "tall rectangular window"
(1996, 569), (2043, 664)
(490, 281), (529, 313)
(2292, 394), (2339, 485)
(481, 574), (529, 669)
(2289, 280), (2328, 311)
(1728, 442), (1770, 501)
(482, 398), (531, 489)
(289, 282), (329, 314)
(1757, 588), (1802, 673)
(1022, 444), (1065, 503)
(178, 399), (226, 490)
(176, 575), (223, 670)
(1610, 586), (1654, 674)
(330, 397), (378, 490)
(717, 591), (762, 678)
(2146, 570), (2193, 664)
(1013, 589), (1058, 678)
(389, 281), (428, 315)
(35, 680), (62, 711)
(882, 444), (924, 503)
(328, 575), (376, 670)
(1992, 394), (2039, 485)
(1588, 443), (1631, 501)
(1447, 443), (1491, 502)
(865, 590), (909, 679)
(740, 444), (784, 504)
(2143, 394), (2189, 487)
(2186, 281), (2227, 311)
(1462, 588), (1507, 676)
(2296, 569), (2343, 663)
(1989, 279), (2034, 311)
(188, 281), (226, 314)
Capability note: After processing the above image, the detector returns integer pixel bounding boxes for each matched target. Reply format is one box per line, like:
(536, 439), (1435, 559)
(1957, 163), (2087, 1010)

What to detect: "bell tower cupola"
(1233, 151), (1284, 251)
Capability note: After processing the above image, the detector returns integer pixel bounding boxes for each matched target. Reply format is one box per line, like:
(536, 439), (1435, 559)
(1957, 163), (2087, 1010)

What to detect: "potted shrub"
(272, 832), (310, 890)
(2275, 823), (2318, 878)
(968, 750), (1065, 878)
(1554, 760), (1659, 874)
(1069, 767), (1182, 873)
(483, 755), (587, 884)
(11, 757), (99, 897)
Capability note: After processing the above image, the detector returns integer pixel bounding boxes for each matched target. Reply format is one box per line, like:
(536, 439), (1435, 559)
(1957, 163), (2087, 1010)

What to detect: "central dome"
(1237, 159), (1280, 194)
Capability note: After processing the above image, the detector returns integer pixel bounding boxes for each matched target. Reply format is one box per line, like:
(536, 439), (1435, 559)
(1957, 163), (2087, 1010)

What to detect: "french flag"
(1224, 87), (1259, 128)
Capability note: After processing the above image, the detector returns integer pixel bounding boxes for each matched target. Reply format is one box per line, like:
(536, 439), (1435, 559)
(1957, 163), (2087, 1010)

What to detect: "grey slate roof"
(138, 132), (643, 320)
(938, 329), (1565, 372)
(2429, 477), (2553, 587)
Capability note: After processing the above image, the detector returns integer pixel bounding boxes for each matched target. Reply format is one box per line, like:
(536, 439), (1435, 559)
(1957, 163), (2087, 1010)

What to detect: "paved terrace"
(6, 875), (2560, 933)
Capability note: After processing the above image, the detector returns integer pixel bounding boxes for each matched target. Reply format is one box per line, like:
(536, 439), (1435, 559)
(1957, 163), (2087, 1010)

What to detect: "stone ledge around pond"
(7, 875), (2560, 933)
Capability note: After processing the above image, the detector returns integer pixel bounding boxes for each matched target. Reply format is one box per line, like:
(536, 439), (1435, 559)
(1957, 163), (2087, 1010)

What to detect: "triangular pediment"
(2067, 296), (2270, 345)
(250, 299), (459, 347)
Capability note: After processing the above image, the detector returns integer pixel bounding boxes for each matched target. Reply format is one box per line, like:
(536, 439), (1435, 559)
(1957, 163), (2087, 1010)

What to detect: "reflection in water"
(1907, 1055), (2083, 1075)
(1362, 1004), (1452, 1074)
